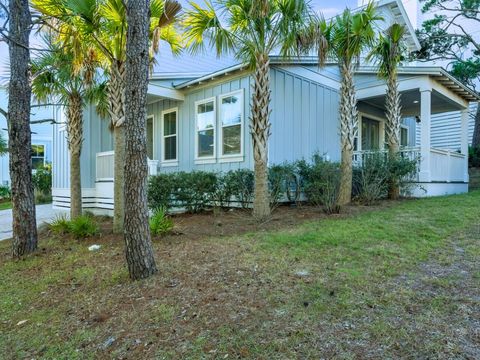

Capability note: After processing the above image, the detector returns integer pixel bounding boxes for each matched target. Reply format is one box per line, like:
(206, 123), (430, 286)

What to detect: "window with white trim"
(219, 91), (243, 157)
(195, 98), (215, 158)
(162, 109), (178, 162)
(31, 144), (45, 170)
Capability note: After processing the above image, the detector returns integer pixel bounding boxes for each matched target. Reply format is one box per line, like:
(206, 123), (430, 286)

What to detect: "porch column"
(419, 88), (432, 182)
(461, 108), (470, 182)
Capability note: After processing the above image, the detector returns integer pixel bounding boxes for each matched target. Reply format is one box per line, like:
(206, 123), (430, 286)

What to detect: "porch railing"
(353, 147), (421, 166)
(95, 151), (159, 181)
(353, 147), (466, 183)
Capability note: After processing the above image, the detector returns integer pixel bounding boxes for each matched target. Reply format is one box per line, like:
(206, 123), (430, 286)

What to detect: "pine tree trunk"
(385, 74), (401, 200)
(67, 93), (83, 219)
(124, 0), (157, 280)
(251, 53), (271, 220)
(337, 62), (358, 206)
(107, 61), (126, 233)
(472, 103), (480, 149)
(7, 0), (37, 257)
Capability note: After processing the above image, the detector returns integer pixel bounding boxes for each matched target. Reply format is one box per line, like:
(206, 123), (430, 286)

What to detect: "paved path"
(0, 204), (68, 241)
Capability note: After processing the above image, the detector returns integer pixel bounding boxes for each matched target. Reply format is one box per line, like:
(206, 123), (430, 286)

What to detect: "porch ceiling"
(360, 89), (461, 116)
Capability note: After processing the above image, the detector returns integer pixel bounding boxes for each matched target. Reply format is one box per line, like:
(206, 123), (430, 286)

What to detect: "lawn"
(1, 192), (479, 359)
(0, 201), (11, 210)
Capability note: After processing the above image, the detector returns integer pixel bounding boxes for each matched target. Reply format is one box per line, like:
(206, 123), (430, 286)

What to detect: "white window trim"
(147, 114), (155, 161)
(160, 108), (179, 166)
(400, 124), (409, 147)
(194, 97), (216, 162)
(218, 89), (244, 161)
(31, 143), (46, 170)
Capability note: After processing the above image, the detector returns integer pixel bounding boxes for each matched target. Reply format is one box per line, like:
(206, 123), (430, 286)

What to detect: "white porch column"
(461, 108), (470, 182)
(419, 88), (432, 182)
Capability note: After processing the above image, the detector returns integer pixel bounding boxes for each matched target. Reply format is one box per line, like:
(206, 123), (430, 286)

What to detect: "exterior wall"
(0, 88), (54, 186)
(270, 66), (341, 163)
(414, 103), (477, 151)
(147, 73), (254, 174)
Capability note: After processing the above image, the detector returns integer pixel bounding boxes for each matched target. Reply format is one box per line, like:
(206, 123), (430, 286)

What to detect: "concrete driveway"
(0, 204), (68, 241)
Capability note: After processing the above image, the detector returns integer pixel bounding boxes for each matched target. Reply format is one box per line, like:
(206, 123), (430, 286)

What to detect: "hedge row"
(147, 152), (419, 213)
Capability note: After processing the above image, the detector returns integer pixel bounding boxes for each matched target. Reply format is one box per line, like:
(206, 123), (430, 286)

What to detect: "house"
(0, 87), (54, 186)
(51, 0), (479, 213)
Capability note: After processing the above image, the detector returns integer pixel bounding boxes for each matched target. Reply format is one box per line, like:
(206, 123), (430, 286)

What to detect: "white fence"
(96, 151), (159, 181)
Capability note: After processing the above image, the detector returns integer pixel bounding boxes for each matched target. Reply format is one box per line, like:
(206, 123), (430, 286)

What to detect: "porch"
(354, 66), (478, 196)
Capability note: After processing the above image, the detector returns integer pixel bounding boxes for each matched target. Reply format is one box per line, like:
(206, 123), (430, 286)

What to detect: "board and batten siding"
(270, 66), (341, 164)
(147, 73), (254, 173)
(414, 103), (477, 150)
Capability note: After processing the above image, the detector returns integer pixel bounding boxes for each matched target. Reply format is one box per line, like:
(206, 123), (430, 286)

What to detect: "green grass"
(0, 201), (11, 210)
(0, 191), (479, 359)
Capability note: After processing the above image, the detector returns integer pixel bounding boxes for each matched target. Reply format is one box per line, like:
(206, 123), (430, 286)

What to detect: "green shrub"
(149, 207), (174, 236)
(49, 215), (71, 235)
(269, 163), (300, 207)
(148, 173), (176, 210)
(469, 146), (480, 168)
(175, 171), (218, 213)
(32, 164), (52, 195)
(353, 151), (419, 204)
(69, 215), (99, 239)
(296, 154), (341, 213)
(223, 169), (254, 208)
(0, 184), (11, 201)
(49, 214), (98, 239)
(353, 153), (389, 205)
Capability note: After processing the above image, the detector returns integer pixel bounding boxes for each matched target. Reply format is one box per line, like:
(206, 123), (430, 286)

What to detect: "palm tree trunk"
(337, 61), (358, 206)
(67, 93), (83, 219)
(472, 103), (480, 149)
(124, 0), (157, 280)
(385, 74), (401, 199)
(8, 0), (37, 257)
(251, 53), (272, 220)
(108, 61), (126, 233)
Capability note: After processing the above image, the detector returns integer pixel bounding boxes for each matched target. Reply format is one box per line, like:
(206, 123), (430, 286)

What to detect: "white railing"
(353, 147), (466, 183)
(353, 147), (421, 166)
(430, 148), (465, 182)
(96, 151), (159, 181)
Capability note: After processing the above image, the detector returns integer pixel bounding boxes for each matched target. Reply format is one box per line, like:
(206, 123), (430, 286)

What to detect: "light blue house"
(0, 87), (54, 186)
(51, 0), (479, 213)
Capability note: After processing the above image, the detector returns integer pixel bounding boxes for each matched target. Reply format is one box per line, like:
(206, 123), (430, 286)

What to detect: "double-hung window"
(195, 98), (216, 159)
(31, 144), (45, 170)
(219, 91), (243, 157)
(400, 126), (409, 147)
(162, 109), (178, 163)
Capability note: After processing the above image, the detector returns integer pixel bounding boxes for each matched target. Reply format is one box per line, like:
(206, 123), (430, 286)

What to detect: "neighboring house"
(0, 87), (54, 186)
(51, 0), (479, 214)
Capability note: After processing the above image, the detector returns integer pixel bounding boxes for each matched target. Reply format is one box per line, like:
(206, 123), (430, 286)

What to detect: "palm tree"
(32, 0), (182, 232)
(367, 23), (406, 199)
(184, 0), (311, 220)
(31, 34), (107, 219)
(298, 3), (381, 206)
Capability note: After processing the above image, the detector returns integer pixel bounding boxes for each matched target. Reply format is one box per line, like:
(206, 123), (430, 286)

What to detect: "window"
(162, 109), (178, 162)
(361, 117), (380, 150)
(219, 91), (243, 157)
(147, 115), (154, 159)
(400, 126), (409, 147)
(195, 98), (215, 159)
(31, 144), (45, 169)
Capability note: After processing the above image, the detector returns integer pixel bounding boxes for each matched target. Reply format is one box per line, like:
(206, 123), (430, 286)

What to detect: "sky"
(0, 0), (359, 74)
